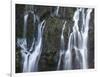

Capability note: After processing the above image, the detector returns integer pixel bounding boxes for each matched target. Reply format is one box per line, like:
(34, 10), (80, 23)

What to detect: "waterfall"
(63, 8), (93, 70)
(16, 5), (93, 72)
(57, 21), (66, 70)
(17, 6), (46, 72)
(23, 14), (28, 38)
(55, 6), (60, 16)
(27, 20), (45, 72)
(51, 6), (60, 17)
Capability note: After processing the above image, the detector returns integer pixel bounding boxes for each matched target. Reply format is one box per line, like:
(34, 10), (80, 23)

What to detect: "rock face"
(88, 9), (94, 68)
(16, 4), (94, 73)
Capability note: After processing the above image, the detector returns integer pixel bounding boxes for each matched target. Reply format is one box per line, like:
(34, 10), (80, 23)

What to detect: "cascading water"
(55, 6), (60, 16)
(27, 20), (45, 72)
(17, 6), (46, 72)
(57, 21), (66, 70)
(63, 8), (93, 70)
(52, 6), (60, 16)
